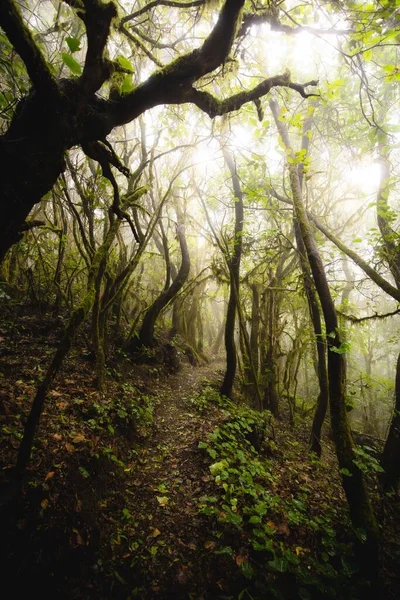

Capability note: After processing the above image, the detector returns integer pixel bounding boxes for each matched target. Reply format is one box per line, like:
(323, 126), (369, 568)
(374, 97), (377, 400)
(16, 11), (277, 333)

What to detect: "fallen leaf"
(152, 528), (161, 537)
(176, 565), (189, 584)
(44, 471), (55, 482)
(52, 433), (62, 441)
(72, 528), (84, 546)
(204, 541), (216, 550)
(41, 499), (48, 509)
(276, 522), (290, 537)
(71, 433), (86, 443)
(235, 554), (248, 566)
(56, 401), (68, 410)
(65, 442), (74, 453)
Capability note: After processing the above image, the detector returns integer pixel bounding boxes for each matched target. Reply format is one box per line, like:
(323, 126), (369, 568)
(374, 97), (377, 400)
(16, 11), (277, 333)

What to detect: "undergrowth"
(191, 387), (364, 599)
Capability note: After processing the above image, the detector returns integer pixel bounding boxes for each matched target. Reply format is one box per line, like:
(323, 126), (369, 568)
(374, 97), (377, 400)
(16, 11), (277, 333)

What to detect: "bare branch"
(337, 307), (400, 323)
(121, 0), (204, 25)
(120, 24), (163, 67)
(267, 187), (400, 303)
(186, 75), (319, 117)
(20, 219), (46, 232)
(239, 11), (352, 37)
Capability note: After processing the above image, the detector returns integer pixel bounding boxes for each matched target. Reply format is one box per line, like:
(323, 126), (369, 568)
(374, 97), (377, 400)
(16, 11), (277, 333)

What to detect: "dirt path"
(116, 361), (225, 598)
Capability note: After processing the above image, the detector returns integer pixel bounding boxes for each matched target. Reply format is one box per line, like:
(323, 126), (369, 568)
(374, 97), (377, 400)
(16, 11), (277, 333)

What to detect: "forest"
(0, 0), (399, 598)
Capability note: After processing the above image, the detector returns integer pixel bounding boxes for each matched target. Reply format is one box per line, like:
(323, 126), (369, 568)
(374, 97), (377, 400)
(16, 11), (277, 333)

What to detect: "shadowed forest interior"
(0, 0), (400, 598)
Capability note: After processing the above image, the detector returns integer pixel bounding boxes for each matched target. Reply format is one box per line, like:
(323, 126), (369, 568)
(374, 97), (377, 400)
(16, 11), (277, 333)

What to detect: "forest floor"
(1, 307), (400, 599)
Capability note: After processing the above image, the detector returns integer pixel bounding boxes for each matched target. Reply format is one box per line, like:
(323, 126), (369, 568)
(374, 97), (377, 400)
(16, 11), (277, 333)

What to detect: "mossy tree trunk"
(295, 220), (329, 456)
(186, 278), (207, 354)
(381, 353), (400, 491)
(220, 148), (244, 397)
(138, 222), (190, 347)
(243, 283), (261, 405)
(270, 98), (379, 581)
(375, 126), (400, 490)
(260, 277), (280, 416)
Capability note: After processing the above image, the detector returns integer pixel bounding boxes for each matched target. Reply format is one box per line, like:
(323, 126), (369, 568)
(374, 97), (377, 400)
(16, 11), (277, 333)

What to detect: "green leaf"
(330, 340), (351, 354)
(268, 557), (288, 573)
(62, 52), (82, 75)
(210, 460), (228, 476)
(117, 55), (134, 72)
(78, 466), (90, 478)
(355, 527), (367, 543)
(120, 75), (134, 94)
(241, 561), (255, 580)
(214, 545), (233, 556)
(66, 36), (81, 53)
(339, 467), (353, 477)
(156, 496), (169, 506)
(249, 515), (262, 524)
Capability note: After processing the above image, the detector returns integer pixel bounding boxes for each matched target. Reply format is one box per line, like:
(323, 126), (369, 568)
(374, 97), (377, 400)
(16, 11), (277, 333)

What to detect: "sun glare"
(345, 161), (382, 193)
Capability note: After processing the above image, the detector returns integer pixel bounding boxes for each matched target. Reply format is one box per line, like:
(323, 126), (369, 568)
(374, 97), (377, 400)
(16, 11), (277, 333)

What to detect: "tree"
(138, 221), (190, 347)
(270, 97), (379, 581)
(0, 0), (317, 264)
(219, 148), (244, 397)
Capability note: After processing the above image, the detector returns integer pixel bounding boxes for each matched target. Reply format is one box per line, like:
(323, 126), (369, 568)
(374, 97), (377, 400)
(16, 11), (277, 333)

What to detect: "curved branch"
(0, 0), (58, 93)
(65, 0), (117, 95)
(337, 307), (400, 323)
(121, 0), (204, 25)
(187, 75), (318, 117)
(139, 222), (191, 347)
(20, 219), (46, 232)
(310, 215), (400, 303)
(239, 11), (352, 37)
(268, 187), (400, 303)
(120, 24), (163, 67)
(111, 0), (246, 125)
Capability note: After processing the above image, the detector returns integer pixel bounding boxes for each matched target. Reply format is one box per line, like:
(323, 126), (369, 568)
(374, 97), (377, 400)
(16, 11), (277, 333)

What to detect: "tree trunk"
(270, 98), (379, 582)
(243, 283), (261, 405)
(381, 352), (400, 491)
(261, 279), (279, 416)
(220, 148), (244, 397)
(294, 222), (329, 456)
(139, 223), (190, 347)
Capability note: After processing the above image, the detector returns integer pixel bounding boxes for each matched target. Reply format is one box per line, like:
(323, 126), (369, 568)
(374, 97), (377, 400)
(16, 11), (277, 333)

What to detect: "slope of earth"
(0, 306), (399, 599)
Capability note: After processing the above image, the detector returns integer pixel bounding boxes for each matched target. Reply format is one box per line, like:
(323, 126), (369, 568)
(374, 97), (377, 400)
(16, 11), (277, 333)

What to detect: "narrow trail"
(118, 361), (225, 598)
